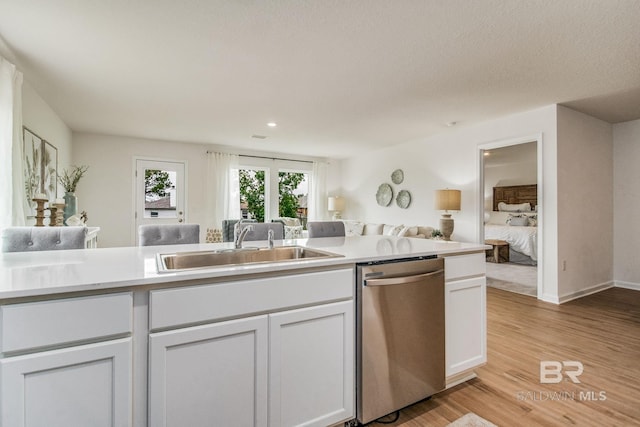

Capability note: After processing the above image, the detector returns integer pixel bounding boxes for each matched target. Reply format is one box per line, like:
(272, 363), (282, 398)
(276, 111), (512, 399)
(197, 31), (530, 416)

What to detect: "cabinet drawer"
(150, 268), (354, 331)
(1, 293), (132, 355)
(443, 253), (485, 281)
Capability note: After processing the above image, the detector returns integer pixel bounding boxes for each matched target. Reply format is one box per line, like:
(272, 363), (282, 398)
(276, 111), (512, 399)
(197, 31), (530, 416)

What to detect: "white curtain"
(308, 161), (328, 221)
(0, 55), (27, 229)
(205, 151), (240, 241)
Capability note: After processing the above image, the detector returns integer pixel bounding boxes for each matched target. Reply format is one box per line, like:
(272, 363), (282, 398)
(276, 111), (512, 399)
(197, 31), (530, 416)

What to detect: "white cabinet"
(443, 253), (487, 382)
(269, 301), (354, 427)
(0, 293), (133, 427)
(149, 316), (268, 427)
(148, 268), (355, 427)
(1, 338), (132, 427)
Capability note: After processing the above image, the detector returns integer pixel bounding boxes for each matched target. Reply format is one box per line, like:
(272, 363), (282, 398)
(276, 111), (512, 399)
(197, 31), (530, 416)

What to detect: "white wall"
(22, 81), (73, 215)
(556, 106), (613, 301)
(613, 119), (640, 289)
(483, 143), (537, 211)
(73, 132), (333, 248)
(339, 105), (560, 300)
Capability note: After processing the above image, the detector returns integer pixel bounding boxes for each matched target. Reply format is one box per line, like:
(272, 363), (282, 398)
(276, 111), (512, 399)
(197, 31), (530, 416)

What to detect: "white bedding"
(485, 224), (537, 261)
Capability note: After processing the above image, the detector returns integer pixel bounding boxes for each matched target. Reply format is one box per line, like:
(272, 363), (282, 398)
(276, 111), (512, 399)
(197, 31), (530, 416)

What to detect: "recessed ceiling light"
(446, 121), (457, 127)
(267, 122), (277, 127)
(252, 135), (267, 139)
(483, 151), (491, 156)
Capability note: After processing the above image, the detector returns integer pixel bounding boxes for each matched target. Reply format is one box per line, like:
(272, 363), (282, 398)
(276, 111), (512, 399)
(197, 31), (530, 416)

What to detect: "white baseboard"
(557, 281), (615, 304)
(615, 280), (640, 291)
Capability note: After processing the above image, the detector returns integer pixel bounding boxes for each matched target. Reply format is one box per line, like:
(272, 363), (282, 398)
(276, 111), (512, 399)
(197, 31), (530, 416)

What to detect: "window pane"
(279, 171), (308, 228)
(144, 169), (177, 218)
(239, 169), (266, 222)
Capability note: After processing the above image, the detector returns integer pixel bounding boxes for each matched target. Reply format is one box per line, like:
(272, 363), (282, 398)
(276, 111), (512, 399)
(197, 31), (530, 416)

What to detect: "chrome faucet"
(234, 222), (254, 249)
(268, 228), (275, 249)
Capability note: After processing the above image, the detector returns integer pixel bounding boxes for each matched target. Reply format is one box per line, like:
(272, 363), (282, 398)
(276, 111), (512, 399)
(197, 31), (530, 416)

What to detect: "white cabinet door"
(269, 301), (354, 427)
(0, 338), (132, 427)
(148, 315), (268, 427)
(445, 277), (487, 377)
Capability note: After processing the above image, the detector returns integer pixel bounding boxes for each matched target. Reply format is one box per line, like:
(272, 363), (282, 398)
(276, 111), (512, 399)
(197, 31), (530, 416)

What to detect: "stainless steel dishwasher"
(356, 256), (445, 424)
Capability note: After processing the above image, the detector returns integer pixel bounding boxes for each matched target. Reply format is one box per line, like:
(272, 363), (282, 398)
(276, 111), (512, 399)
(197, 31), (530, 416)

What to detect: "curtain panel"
(308, 161), (328, 222)
(0, 55), (27, 229)
(205, 151), (240, 242)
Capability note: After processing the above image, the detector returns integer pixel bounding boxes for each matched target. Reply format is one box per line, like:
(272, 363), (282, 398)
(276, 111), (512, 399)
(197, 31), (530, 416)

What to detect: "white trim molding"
(615, 281), (640, 291)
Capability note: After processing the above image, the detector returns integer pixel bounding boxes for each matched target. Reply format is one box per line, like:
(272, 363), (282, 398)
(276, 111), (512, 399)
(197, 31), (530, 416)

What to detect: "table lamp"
(435, 189), (461, 241)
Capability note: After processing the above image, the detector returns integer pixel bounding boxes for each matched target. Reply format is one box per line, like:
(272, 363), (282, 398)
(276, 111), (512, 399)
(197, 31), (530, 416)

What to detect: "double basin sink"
(157, 245), (343, 273)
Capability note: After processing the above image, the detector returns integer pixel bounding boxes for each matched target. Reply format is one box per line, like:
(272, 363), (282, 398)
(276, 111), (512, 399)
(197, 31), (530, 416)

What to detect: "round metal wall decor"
(391, 169), (404, 184)
(396, 190), (411, 209)
(376, 183), (393, 207)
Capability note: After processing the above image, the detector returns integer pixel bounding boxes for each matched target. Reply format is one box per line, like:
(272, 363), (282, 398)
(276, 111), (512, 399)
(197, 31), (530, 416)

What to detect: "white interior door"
(135, 159), (186, 244)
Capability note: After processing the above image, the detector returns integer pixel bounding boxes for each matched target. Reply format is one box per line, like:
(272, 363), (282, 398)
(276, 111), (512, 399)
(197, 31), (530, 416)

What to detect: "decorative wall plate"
(391, 169), (404, 184)
(376, 183), (393, 206)
(396, 190), (411, 209)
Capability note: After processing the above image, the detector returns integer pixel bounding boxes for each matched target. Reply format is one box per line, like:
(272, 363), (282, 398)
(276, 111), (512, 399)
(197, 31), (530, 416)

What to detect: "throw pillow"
(398, 226), (419, 237)
(384, 224), (404, 236)
(343, 221), (365, 236)
(363, 223), (384, 235)
(507, 214), (529, 226)
(527, 215), (538, 227)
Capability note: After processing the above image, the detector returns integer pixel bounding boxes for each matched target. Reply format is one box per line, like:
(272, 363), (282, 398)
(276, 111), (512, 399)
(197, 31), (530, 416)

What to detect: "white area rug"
(486, 262), (537, 297)
(447, 413), (498, 427)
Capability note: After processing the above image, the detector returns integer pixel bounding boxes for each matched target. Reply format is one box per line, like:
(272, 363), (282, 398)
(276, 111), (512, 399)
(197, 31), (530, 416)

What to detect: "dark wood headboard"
(493, 184), (537, 211)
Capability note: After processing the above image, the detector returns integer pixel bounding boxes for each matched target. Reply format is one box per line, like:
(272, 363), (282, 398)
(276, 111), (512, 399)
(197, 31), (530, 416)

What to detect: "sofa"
(342, 220), (435, 239)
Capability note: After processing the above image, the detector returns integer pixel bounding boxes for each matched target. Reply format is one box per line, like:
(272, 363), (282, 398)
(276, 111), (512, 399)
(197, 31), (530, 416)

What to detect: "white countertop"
(0, 236), (487, 300)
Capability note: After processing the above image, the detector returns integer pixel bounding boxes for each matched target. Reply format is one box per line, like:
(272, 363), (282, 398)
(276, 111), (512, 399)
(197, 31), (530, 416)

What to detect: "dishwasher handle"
(364, 269), (444, 286)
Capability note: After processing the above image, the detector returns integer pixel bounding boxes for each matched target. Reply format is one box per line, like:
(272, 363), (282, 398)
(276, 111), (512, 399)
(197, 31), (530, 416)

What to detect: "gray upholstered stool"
(240, 222), (284, 241)
(222, 219), (256, 242)
(138, 224), (200, 246)
(307, 221), (345, 238)
(1, 226), (88, 252)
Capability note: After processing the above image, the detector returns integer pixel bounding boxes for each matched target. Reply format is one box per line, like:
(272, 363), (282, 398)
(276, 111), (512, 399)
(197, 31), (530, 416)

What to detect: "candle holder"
(32, 197), (48, 227)
(54, 203), (66, 226)
(49, 205), (57, 226)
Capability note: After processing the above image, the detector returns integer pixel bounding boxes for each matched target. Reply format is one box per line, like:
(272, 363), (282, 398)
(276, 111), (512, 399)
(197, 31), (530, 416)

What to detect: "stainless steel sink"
(156, 246), (343, 273)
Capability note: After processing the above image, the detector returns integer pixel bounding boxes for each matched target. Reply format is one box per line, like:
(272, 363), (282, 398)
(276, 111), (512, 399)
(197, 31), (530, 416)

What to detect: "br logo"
(540, 361), (583, 384)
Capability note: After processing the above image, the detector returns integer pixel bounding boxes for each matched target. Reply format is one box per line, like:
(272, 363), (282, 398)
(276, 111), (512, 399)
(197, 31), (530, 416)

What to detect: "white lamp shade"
(435, 189), (461, 211)
(328, 196), (345, 211)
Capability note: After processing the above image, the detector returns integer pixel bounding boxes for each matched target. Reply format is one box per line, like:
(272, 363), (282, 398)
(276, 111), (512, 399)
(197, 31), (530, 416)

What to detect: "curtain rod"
(206, 151), (313, 164)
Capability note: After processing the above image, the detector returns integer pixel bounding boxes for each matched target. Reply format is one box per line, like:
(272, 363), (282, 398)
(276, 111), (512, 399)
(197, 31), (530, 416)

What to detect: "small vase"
(63, 191), (78, 224)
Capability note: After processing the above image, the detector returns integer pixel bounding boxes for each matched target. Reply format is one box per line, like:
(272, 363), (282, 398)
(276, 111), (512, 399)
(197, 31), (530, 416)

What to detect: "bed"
(485, 185), (538, 265)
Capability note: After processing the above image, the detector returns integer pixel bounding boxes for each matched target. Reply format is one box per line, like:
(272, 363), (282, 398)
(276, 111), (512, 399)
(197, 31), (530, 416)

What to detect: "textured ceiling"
(1, 0), (639, 158)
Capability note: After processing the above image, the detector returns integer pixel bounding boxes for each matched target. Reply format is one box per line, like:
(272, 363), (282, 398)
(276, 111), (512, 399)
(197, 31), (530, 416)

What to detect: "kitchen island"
(0, 235), (488, 427)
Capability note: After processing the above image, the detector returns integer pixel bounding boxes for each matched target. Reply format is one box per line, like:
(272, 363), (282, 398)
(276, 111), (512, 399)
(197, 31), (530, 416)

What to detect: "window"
(279, 171), (309, 228)
(239, 168), (268, 221)
(237, 158), (312, 226)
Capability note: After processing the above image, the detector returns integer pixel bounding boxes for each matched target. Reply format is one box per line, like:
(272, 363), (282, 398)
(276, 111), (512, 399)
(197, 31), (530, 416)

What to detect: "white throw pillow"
(343, 221), (365, 236)
(507, 214), (529, 226)
(363, 223), (384, 235)
(384, 224), (404, 236)
(398, 226), (418, 237)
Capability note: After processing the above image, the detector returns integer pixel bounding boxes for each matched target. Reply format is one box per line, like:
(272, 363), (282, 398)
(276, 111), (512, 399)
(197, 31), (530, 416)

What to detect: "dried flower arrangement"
(58, 165), (89, 193)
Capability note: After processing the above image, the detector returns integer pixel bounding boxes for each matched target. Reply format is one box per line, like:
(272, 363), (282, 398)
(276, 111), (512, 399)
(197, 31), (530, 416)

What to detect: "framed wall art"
(23, 127), (58, 216)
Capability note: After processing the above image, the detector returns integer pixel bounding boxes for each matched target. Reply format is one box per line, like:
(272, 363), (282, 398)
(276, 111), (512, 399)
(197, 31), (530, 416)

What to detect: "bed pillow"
(507, 214), (529, 226)
(498, 202), (532, 212)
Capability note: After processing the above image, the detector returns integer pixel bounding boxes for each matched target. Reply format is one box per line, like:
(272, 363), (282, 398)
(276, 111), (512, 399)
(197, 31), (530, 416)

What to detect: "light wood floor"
(378, 287), (640, 426)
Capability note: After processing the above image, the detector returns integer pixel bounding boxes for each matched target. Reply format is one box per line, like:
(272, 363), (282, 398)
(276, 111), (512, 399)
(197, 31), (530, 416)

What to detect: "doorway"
(478, 135), (542, 298)
(134, 159), (187, 245)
